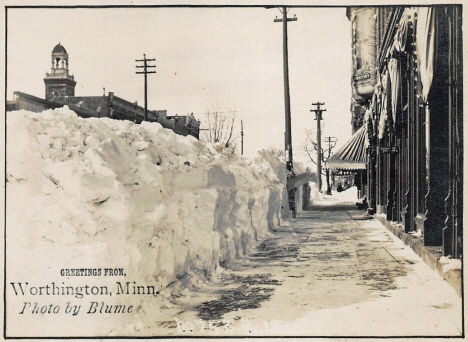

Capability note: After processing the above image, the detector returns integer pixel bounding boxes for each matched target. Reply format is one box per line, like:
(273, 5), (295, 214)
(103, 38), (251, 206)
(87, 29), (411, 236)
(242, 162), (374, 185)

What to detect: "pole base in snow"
(288, 188), (296, 218)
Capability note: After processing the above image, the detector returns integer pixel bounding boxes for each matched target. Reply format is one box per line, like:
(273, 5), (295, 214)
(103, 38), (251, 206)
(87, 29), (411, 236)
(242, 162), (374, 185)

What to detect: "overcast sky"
(7, 6), (352, 166)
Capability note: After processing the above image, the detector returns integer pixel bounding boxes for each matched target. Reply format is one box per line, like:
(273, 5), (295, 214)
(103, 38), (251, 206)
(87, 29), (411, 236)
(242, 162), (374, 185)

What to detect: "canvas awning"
(416, 7), (435, 103)
(326, 125), (368, 171)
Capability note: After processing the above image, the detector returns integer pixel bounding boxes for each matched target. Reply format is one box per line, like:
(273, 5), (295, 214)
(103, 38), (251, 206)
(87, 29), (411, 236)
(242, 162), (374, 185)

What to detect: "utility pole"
(311, 102), (326, 192)
(274, 7), (297, 173)
(324, 136), (336, 159)
(135, 54), (156, 121)
(241, 120), (244, 156)
(324, 136), (336, 195)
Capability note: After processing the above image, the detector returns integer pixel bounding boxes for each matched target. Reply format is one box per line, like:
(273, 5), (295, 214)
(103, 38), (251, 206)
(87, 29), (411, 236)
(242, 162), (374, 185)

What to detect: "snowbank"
(309, 185), (358, 205)
(309, 182), (321, 202)
(439, 256), (462, 274)
(332, 186), (358, 202)
(6, 108), (288, 335)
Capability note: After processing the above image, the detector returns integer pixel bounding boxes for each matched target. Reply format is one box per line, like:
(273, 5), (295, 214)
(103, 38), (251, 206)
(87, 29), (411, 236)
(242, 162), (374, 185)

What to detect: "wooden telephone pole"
(241, 120), (244, 155)
(136, 54), (156, 121)
(311, 102), (326, 192)
(274, 7), (297, 173)
(324, 136), (336, 195)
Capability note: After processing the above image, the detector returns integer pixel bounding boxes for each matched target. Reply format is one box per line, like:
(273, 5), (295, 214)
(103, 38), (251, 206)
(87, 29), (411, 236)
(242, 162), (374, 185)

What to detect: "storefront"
(358, 6), (462, 259)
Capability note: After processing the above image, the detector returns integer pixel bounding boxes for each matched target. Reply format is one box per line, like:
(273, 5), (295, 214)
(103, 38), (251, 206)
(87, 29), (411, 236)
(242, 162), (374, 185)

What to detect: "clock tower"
(44, 43), (76, 101)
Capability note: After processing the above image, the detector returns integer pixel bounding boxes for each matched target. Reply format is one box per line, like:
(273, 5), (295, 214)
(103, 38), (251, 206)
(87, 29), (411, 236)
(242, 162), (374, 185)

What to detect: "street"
(152, 201), (462, 337)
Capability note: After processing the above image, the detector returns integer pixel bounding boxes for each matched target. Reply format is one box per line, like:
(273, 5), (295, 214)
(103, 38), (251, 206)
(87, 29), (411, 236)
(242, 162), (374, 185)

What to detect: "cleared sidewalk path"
(160, 202), (463, 337)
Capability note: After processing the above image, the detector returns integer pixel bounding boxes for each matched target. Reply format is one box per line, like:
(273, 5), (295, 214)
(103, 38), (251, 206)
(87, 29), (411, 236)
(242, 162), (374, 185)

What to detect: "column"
(424, 10), (449, 246)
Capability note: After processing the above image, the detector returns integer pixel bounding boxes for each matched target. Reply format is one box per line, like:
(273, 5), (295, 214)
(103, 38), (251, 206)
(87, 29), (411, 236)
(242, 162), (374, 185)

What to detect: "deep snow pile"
(6, 108), (288, 321)
(309, 184), (358, 204)
(332, 186), (358, 202)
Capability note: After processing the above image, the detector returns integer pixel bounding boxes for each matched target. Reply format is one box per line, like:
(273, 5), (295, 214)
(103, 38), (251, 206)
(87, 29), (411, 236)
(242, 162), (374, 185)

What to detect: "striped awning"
(326, 125), (368, 171)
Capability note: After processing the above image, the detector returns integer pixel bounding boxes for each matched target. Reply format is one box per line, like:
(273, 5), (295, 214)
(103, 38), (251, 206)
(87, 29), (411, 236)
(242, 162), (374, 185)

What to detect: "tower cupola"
(52, 43), (69, 72)
(44, 43), (76, 101)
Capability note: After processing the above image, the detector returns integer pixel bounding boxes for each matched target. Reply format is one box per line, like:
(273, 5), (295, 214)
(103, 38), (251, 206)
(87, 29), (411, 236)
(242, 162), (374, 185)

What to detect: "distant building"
(7, 43), (200, 139)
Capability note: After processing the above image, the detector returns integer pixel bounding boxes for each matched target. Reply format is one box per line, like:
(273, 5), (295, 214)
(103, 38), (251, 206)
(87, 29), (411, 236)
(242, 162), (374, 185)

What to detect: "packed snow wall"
(6, 108), (289, 295)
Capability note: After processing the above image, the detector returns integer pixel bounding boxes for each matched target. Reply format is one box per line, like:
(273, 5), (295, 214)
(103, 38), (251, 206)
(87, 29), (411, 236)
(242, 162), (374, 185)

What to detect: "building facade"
(347, 6), (463, 259)
(348, 7), (377, 134)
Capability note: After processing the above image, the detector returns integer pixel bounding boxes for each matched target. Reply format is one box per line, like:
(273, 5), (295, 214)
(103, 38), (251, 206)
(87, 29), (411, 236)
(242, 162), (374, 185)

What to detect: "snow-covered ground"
(309, 183), (359, 205)
(243, 216), (463, 336)
(6, 108), (289, 336)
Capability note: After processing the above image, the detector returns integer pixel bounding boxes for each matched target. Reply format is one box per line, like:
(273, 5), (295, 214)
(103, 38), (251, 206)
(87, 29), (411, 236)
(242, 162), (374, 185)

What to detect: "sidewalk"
(310, 191), (462, 295)
(157, 200), (463, 337)
(241, 203), (462, 336)
(374, 214), (462, 296)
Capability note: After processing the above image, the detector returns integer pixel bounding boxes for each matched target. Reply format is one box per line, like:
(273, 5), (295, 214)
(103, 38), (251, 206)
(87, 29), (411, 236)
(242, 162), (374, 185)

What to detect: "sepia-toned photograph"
(3, 1), (464, 338)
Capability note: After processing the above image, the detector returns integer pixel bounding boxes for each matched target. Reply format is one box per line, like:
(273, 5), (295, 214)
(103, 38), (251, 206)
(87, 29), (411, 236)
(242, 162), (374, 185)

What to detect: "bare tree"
(204, 110), (237, 150)
(266, 147), (286, 161)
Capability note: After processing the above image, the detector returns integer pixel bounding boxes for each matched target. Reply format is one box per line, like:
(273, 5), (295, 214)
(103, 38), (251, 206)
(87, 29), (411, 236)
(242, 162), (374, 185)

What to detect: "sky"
(6, 6), (352, 167)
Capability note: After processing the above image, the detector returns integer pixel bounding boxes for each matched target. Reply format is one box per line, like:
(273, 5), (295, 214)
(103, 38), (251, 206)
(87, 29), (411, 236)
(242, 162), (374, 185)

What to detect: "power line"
(324, 136), (336, 195)
(311, 102), (327, 192)
(135, 54), (156, 121)
(324, 136), (337, 158)
(274, 6), (297, 174)
(241, 119), (244, 156)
